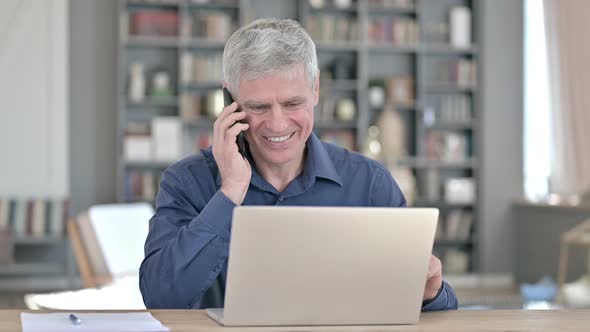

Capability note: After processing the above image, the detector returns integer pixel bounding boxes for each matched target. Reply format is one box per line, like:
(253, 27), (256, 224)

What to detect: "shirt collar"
(210, 132), (343, 188)
(303, 132), (343, 186)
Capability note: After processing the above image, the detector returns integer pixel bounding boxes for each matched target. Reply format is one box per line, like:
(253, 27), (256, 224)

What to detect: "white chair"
(25, 202), (154, 310)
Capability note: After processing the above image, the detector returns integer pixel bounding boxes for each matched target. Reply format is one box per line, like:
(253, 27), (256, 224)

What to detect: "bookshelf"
(0, 198), (75, 291)
(117, 0), (481, 274)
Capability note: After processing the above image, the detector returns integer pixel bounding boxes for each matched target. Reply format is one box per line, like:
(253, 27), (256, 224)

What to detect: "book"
(12, 200), (27, 237)
(151, 117), (182, 162)
(124, 135), (152, 162)
(48, 199), (65, 238)
(129, 9), (179, 37)
(0, 198), (10, 231)
(31, 200), (47, 238)
(386, 76), (414, 106)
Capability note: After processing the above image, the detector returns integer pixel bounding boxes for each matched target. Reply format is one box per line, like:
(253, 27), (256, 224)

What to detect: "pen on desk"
(69, 314), (81, 325)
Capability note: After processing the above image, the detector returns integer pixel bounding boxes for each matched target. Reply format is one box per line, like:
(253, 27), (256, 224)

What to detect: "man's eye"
(249, 107), (267, 113)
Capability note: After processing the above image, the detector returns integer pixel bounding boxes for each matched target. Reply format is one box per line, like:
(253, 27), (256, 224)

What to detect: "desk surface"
(2, 309), (589, 331)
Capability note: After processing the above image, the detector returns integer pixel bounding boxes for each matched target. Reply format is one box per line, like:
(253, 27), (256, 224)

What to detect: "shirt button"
(278, 197), (285, 202)
(213, 265), (221, 273)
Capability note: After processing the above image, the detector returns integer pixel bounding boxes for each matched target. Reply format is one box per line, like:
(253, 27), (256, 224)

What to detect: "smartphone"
(223, 87), (248, 157)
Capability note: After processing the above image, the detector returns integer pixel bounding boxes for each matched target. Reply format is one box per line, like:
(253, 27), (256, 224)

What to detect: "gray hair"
(222, 18), (318, 97)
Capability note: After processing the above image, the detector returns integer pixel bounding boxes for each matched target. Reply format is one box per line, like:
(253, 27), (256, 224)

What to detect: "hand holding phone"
(223, 88), (248, 157)
(212, 88), (252, 205)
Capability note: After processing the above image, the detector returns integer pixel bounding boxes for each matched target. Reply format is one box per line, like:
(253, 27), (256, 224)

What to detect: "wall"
(0, 0), (69, 198)
(69, 0), (117, 215)
(479, 0), (524, 273)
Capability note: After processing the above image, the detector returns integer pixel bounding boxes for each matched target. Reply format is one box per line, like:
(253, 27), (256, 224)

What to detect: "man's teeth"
(266, 133), (292, 143)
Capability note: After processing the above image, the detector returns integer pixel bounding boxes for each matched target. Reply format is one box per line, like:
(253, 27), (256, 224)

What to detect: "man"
(140, 18), (458, 311)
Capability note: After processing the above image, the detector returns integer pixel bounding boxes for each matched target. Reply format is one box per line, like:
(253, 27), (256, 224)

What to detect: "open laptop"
(206, 206), (439, 326)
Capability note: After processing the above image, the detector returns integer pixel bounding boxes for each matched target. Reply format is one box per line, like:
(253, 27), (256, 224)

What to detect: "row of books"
(180, 90), (224, 121)
(422, 170), (476, 204)
(125, 171), (162, 202)
(125, 116), (217, 163)
(368, 18), (419, 45)
(435, 59), (478, 88)
(189, 12), (234, 40)
(317, 97), (357, 123)
(424, 131), (470, 162)
(423, 95), (472, 126)
(129, 9), (179, 37)
(435, 209), (473, 241)
(124, 117), (184, 162)
(367, 0), (414, 9)
(126, 8), (234, 39)
(180, 52), (223, 84)
(307, 16), (359, 42)
(0, 199), (68, 238)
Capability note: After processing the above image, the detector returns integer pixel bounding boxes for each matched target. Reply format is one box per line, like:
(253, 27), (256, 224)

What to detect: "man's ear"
(313, 71), (320, 106)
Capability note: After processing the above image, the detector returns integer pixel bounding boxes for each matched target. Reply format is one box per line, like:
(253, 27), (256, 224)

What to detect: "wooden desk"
(2, 309), (588, 331)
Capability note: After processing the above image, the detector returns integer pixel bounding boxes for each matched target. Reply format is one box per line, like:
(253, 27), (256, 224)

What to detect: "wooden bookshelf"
(116, 0), (482, 274)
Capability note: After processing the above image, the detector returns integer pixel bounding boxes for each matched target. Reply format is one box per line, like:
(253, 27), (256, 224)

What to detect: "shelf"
(186, 2), (240, 10)
(434, 239), (474, 247)
(0, 276), (75, 292)
(321, 79), (359, 91)
(397, 157), (478, 169)
(184, 119), (216, 129)
(184, 38), (226, 50)
(423, 85), (476, 94)
(124, 0), (180, 10)
(124, 36), (180, 48)
(413, 199), (474, 209)
(316, 42), (358, 52)
(420, 44), (478, 55)
(315, 122), (358, 130)
(14, 237), (66, 245)
(367, 7), (417, 16)
(125, 160), (173, 169)
(368, 44), (418, 53)
(368, 102), (419, 111)
(0, 263), (63, 276)
(127, 98), (179, 108)
(308, 5), (358, 14)
(425, 122), (475, 131)
(182, 82), (222, 90)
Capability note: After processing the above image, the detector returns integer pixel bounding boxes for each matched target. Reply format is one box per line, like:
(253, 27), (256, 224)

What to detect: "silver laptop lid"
(222, 206), (438, 326)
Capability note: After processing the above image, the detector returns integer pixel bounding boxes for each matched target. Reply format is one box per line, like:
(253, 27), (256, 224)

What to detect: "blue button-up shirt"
(140, 133), (458, 311)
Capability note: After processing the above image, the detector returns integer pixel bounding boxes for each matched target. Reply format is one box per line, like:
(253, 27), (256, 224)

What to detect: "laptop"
(206, 206), (439, 326)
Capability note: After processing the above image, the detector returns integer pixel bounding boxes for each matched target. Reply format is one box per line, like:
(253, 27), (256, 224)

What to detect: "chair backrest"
(68, 203), (154, 288)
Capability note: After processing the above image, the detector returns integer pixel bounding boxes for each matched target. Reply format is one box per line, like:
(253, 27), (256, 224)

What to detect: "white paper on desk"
(21, 312), (169, 332)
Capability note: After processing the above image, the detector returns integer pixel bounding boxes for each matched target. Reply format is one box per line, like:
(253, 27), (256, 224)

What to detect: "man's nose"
(267, 106), (289, 132)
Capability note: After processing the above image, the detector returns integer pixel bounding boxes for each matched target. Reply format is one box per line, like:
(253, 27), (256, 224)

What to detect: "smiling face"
(235, 64), (319, 172)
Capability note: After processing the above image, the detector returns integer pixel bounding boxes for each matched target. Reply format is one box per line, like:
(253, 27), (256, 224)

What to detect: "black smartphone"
(223, 87), (247, 157)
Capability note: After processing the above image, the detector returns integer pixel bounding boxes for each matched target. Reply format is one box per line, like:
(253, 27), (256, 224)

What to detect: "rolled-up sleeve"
(421, 280), (459, 311)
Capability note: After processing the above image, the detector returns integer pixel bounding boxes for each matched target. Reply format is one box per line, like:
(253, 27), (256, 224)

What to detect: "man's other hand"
(423, 255), (443, 301)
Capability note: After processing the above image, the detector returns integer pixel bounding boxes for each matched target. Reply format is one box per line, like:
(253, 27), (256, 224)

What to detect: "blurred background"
(1, 0), (589, 311)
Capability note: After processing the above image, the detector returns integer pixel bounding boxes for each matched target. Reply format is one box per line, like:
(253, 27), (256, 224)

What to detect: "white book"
(32, 200), (47, 238)
(180, 52), (193, 84)
(0, 199), (9, 231)
(124, 135), (152, 162)
(152, 117), (182, 162)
